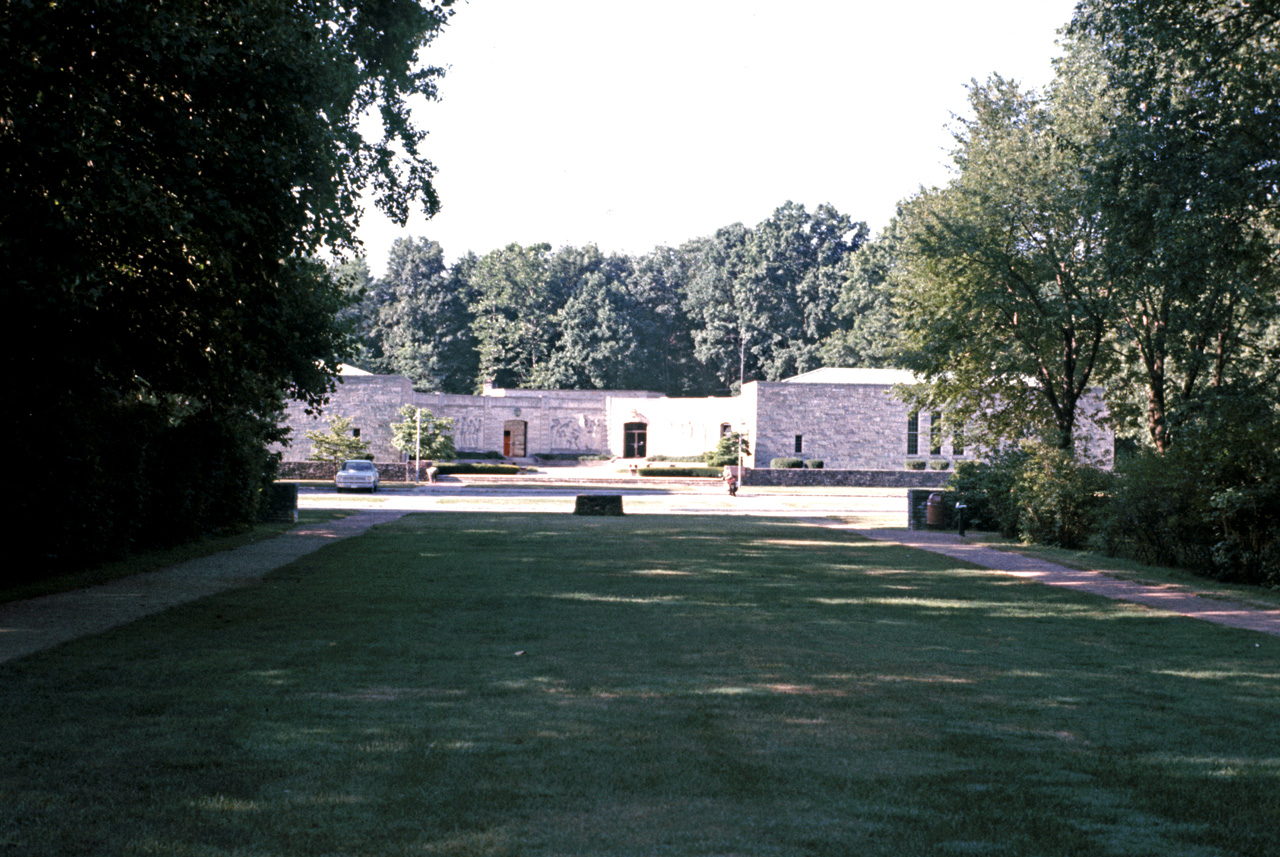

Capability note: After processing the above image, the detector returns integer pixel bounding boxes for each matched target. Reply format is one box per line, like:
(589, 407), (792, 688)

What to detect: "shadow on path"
(0, 511), (409, 664)
(825, 522), (1280, 638)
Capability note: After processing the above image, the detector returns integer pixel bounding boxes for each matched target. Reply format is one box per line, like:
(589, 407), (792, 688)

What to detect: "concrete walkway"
(833, 524), (1280, 638)
(0, 510), (409, 664)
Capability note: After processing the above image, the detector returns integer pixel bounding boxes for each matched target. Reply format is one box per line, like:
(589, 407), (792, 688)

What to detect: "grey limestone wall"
(418, 388), (627, 457)
(750, 382), (966, 471)
(277, 379), (671, 461)
(274, 372), (1114, 469)
(275, 374), (414, 462)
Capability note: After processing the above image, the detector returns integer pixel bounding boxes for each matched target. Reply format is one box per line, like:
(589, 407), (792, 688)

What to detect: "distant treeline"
(338, 201), (900, 397)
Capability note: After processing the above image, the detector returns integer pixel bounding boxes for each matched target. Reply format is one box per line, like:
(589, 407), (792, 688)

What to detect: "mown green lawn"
(2, 513), (1276, 856)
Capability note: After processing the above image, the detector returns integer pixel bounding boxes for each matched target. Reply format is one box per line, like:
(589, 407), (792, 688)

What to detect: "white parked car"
(335, 459), (379, 492)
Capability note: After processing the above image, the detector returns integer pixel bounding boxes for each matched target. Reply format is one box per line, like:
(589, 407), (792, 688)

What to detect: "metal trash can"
(926, 492), (945, 527)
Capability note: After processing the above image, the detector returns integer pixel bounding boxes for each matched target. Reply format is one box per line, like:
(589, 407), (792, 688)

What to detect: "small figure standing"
(723, 467), (738, 497)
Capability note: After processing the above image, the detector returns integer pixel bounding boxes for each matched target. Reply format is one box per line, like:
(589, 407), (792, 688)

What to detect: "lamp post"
(414, 408), (422, 483)
(737, 424), (749, 477)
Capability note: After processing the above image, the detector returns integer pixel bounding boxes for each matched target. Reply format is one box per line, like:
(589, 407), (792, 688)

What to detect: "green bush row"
(947, 400), (1280, 588)
(638, 467), (722, 478)
(434, 462), (521, 475)
(535, 453), (611, 461)
(770, 458), (825, 469)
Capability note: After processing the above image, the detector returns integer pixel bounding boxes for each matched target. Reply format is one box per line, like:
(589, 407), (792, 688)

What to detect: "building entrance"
(623, 422), (647, 459)
(503, 420), (527, 457)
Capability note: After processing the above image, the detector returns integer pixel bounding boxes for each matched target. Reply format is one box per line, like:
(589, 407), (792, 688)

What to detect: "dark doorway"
(503, 419), (527, 457)
(623, 422), (647, 459)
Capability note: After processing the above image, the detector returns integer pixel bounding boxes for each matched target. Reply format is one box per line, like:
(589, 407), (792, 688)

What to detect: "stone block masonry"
(751, 382), (961, 471)
(271, 367), (1115, 474)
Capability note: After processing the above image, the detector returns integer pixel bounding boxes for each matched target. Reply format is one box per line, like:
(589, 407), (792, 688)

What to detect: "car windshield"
(342, 461), (374, 472)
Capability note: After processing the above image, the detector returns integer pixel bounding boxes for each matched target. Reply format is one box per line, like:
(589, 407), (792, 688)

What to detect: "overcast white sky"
(355, 0), (1080, 275)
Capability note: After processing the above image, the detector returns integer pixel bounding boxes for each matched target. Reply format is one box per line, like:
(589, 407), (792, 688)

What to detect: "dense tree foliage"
(890, 0), (1279, 583)
(345, 202), (878, 397)
(4, 0), (453, 573)
(306, 415), (371, 464)
(1070, 0), (1280, 451)
(389, 405), (456, 462)
(528, 246), (637, 389)
(361, 238), (477, 392)
(886, 1), (1277, 457)
(892, 74), (1113, 451)
(624, 246), (718, 396)
(681, 204), (868, 392)
(822, 218), (904, 369)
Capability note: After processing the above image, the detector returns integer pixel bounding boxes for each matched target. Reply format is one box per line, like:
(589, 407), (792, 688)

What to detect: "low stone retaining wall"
(741, 469), (950, 489)
(278, 461), (423, 482)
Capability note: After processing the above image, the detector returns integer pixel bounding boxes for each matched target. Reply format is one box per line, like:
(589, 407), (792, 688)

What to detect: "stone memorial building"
(276, 366), (1114, 471)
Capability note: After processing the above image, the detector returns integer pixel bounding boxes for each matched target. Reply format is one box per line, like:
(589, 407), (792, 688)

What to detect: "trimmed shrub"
(433, 462), (521, 475)
(535, 453), (611, 461)
(638, 467), (721, 478)
(947, 447), (1031, 538)
(455, 450), (506, 460)
(1099, 394), (1279, 586)
(804, 459), (824, 469)
(904, 460), (927, 471)
(648, 455), (706, 462)
(928, 460), (951, 471)
(1014, 443), (1111, 549)
(771, 457), (804, 469)
(705, 432), (749, 467)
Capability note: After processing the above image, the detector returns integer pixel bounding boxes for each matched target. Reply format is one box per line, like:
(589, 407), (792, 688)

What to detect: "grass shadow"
(2, 512), (1276, 855)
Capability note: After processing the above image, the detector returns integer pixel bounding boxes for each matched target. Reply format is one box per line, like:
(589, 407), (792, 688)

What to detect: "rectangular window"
(907, 412), (919, 456)
(794, 434), (803, 454)
(930, 412), (942, 455)
(352, 427), (361, 438)
(953, 424), (965, 457)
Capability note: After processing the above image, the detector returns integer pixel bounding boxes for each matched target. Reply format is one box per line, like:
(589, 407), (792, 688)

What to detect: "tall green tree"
(371, 237), (477, 392)
(306, 415), (371, 463)
(746, 201), (868, 379)
(1069, 0), (1280, 451)
(822, 218), (905, 368)
(333, 256), (381, 369)
(626, 246), (718, 396)
(468, 243), (558, 389)
(892, 74), (1114, 451)
(682, 224), (755, 393)
(3, 0), (453, 571)
(389, 404), (456, 462)
(682, 203), (866, 393)
(533, 246), (644, 390)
